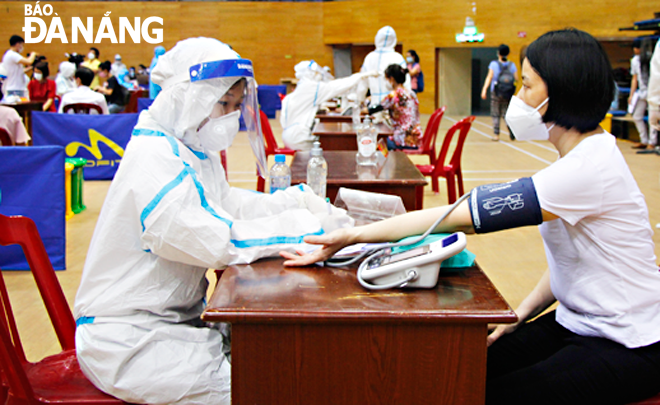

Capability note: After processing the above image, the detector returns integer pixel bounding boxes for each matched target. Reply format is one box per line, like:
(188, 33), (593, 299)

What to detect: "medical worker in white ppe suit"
(74, 37), (352, 405)
(357, 26), (411, 107)
(280, 60), (376, 150)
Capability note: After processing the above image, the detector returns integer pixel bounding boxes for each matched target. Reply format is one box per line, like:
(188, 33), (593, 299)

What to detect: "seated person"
(368, 64), (422, 150)
(55, 61), (76, 97)
(95, 61), (128, 114)
(0, 105), (30, 145)
(27, 61), (56, 112)
(283, 29), (660, 405)
(280, 60), (376, 150)
(58, 67), (109, 115)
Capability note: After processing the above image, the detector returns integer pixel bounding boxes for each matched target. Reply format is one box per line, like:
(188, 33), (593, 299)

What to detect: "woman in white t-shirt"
(281, 29), (660, 404)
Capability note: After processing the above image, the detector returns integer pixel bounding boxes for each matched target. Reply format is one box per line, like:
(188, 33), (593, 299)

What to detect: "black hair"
(68, 53), (85, 68)
(498, 44), (510, 61)
(98, 61), (112, 72)
(34, 61), (49, 78)
(9, 35), (24, 47)
(384, 64), (408, 85)
(632, 37), (642, 49)
(75, 67), (94, 86)
(90, 47), (100, 58)
(407, 50), (420, 63)
(526, 28), (615, 133)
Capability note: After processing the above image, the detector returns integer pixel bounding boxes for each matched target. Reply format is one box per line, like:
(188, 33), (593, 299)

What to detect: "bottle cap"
(310, 141), (323, 157)
(274, 154), (286, 163)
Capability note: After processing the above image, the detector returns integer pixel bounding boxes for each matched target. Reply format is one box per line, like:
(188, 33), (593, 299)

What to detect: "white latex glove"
(364, 70), (380, 78)
(298, 190), (355, 233)
(649, 108), (660, 131)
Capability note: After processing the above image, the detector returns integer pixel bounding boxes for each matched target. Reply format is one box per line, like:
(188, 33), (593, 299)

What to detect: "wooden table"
(203, 258), (517, 405)
(312, 121), (392, 151)
(316, 110), (356, 123)
(1, 101), (43, 137)
(290, 150), (427, 211)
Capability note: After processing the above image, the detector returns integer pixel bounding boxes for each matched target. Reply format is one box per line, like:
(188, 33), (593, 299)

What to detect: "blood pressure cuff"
(468, 177), (543, 234)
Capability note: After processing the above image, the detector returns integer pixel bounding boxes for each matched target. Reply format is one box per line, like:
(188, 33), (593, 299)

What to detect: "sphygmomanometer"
(325, 177), (542, 290)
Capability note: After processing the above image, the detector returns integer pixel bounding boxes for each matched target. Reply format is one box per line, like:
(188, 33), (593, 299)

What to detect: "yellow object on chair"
(64, 162), (74, 220)
(600, 113), (612, 133)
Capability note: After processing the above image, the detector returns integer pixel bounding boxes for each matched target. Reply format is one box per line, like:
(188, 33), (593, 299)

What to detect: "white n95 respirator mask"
(197, 110), (241, 152)
(505, 96), (554, 141)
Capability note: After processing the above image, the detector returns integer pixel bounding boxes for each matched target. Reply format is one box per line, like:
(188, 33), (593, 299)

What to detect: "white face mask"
(33, 72), (43, 81)
(88, 52), (96, 60)
(505, 96), (554, 141)
(384, 80), (393, 91)
(196, 110), (241, 152)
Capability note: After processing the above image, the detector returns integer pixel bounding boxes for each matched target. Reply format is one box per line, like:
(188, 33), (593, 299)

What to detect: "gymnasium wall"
(1, 1), (657, 113)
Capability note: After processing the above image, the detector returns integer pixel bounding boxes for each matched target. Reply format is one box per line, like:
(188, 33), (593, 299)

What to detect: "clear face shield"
(189, 59), (267, 177)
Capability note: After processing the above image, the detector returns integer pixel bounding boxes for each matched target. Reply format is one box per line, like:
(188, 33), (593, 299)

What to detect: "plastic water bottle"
(307, 141), (327, 199)
(356, 117), (378, 166)
(269, 154), (291, 194)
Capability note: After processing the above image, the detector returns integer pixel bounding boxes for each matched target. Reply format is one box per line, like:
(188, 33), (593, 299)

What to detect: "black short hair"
(498, 44), (510, 57)
(75, 67), (95, 86)
(90, 47), (100, 58)
(9, 35), (24, 47)
(407, 50), (420, 63)
(384, 64), (408, 84)
(526, 28), (615, 134)
(632, 37), (642, 49)
(34, 61), (49, 78)
(99, 61), (112, 72)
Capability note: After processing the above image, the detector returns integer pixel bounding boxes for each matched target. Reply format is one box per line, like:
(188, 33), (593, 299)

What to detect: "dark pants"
(486, 311), (660, 405)
(490, 95), (510, 135)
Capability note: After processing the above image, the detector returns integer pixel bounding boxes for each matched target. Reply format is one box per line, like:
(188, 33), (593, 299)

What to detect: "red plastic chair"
(0, 214), (130, 404)
(123, 89), (148, 114)
(256, 109), (296, 192)
(62, 103), (103, 115)
(403, 106), (446, 166)
(0, 128), (14, 146)
(416, 116), (475, 206)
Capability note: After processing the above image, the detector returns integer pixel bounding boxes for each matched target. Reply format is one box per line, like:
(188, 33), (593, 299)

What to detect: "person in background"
(649, 39), (660, 133)
(629, 37), (657, 150)
(280, 60), (376, 150)
(368, 64), (422, 150)
(0, 105), (30, 145)
(81, 47), (101, 89)
(27, 61), (56, 112)
(481, 44), (518, 141)
(406, 50), (423, 94)
(95, 61), (127, 114)
(110, 54), (127, 77)
(357, 26), (411, 107)
(55, 61), (76, 97)
(1, 35), (37, 101)
(59, 67), (108, 115)
(149, 45), (166, 100)
(282, 28), (660, 405)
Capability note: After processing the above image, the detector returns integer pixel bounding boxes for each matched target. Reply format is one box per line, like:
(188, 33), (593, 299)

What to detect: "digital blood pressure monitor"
(357, 232), (467, 290)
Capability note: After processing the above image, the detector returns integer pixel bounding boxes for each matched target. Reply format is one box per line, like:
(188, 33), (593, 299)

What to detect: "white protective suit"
(648, 40), (660, 131)
(280, 60), (373, 150)
(74, 38), (352, 405)
(55, 61), (76, 96)
(357, 26), (411, 106)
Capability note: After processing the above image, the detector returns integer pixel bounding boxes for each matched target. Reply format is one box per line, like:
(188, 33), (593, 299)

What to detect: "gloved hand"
(364, 70), (380, 78)
(297, 189), (355, 233)
(650, 108), (660, 131)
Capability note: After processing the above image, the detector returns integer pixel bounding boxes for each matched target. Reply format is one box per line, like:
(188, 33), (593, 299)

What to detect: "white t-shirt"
(631, 55), (648, 98)
(58, 86), (109, 115)
(1, 49), (28, 93)
(532, 132), (660, 348)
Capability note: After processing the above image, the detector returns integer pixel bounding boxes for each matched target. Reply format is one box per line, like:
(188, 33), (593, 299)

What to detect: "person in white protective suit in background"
(280, 60), (377, 150)
(357, 26), (411, 107)
(74, 38), (353, 405)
